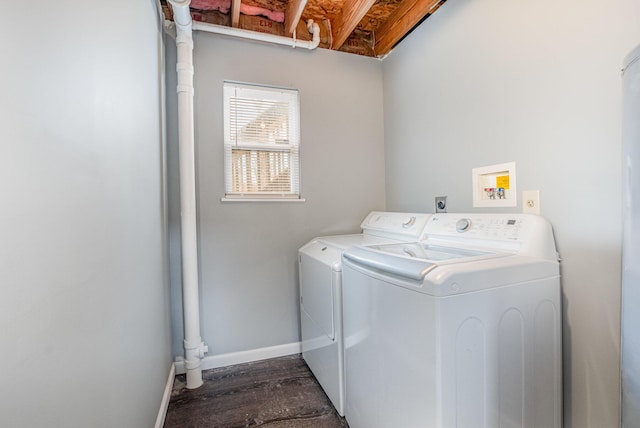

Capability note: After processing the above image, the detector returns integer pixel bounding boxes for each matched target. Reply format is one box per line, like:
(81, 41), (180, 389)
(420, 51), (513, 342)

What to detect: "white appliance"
(622, 45), (640, 427)
(342, 213), (562, 428)
(298, 211), (431, 416)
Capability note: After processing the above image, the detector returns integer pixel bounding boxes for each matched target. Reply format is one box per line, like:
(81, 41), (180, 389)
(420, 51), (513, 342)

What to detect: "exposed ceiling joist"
(374, 0), (444, 56)
(331, 0), (378, 50)
(284, 0), (308, 35)
(231, 0), (241, 27)
(161, 0), (448, 57)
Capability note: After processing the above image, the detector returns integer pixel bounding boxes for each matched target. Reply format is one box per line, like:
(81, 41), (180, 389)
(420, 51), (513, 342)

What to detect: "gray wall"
(167, 34), (386, 357)
(622, 44), (640, 427)
(382, 0), (639, 426)
(0, 1), (172, 426)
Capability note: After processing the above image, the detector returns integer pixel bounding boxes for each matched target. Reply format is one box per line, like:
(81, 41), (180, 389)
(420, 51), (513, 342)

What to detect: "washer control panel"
(427, 214), (527, 241)
(422, 213), (557, 260)
(455, 218), (472, 233)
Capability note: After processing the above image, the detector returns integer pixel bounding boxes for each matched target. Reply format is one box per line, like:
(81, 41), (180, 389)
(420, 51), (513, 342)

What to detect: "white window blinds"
(223, 82), (301, 199)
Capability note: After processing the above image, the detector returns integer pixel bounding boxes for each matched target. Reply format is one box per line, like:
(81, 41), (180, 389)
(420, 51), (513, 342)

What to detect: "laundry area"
(2, 0), (640, 427)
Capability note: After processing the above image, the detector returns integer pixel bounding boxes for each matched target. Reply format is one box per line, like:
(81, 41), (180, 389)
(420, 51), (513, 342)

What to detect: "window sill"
(220, 197), (306, 203)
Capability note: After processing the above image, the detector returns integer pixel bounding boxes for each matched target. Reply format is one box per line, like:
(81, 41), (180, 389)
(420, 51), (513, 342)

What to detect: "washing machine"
(298, 211), (431, 416)
(342, 213), (562, 428)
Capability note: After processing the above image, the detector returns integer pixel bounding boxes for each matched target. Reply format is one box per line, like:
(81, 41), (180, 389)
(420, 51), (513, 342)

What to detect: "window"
(223, 82), (301, 200)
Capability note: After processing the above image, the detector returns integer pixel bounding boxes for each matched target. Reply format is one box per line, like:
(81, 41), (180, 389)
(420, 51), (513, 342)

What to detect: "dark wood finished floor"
(164, 355), (349, 427)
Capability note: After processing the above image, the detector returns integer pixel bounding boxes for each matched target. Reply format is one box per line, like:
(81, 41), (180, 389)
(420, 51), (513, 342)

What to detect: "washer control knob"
(456, 218), (472, 233)
(402, 216), (416, 228)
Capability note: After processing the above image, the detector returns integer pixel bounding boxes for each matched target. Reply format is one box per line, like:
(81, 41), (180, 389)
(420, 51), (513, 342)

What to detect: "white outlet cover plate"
(522, 190), (540, 215)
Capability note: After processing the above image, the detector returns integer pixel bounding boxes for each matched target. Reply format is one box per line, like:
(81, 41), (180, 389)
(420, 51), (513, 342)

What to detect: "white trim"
(154, 363), (176, 428)
(221, 198), (306, 203)
(174, 341), (302, 374)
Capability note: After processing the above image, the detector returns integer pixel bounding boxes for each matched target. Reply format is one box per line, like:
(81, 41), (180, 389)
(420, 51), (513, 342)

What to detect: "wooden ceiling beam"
(331, 0), (377, 50)
(374, 0), (444, 56)
(284, 0), (308, 35)
(231, 0), (241, 27)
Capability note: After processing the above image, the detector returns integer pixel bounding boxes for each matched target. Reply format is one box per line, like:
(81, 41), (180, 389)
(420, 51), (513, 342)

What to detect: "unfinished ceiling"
(161, 0), (446, 57)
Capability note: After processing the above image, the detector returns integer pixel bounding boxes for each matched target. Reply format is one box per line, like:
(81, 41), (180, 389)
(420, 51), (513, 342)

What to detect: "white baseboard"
(155, 362), (176, 428)
(174, 341), (302, 375)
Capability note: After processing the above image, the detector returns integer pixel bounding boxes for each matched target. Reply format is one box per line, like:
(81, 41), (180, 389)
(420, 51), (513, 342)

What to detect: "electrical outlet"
(435, 196), (447, 213)
(522, 190), (540, 215)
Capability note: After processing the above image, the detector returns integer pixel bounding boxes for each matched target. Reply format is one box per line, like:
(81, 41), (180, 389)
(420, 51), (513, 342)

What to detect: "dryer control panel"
(361, 211), (431, 241)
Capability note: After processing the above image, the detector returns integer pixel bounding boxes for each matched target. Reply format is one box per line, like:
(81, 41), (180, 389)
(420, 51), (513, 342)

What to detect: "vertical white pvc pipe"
(168, 0), (207, 389)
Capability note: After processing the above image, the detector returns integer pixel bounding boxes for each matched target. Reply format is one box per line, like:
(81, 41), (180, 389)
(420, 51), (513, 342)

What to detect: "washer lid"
(368, 242), (495, 260)
(343, 243), (507, 282)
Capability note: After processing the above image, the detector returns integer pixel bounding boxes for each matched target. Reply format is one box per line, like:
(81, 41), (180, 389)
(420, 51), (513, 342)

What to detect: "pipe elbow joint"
(169, 0), (193, 32)
(305, 20), (321, 50)
(199, 342), (209, 358)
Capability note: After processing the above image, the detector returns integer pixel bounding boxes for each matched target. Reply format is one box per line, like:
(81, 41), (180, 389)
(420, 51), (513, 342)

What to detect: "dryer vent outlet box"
(472, 162), (517, 207)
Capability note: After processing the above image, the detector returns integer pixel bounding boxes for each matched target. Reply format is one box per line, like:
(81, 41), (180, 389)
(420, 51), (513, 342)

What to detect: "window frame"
(221, 81), (304, 202)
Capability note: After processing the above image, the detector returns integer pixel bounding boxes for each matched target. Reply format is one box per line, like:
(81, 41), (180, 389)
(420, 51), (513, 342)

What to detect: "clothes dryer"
(342, 213), (562, 428)
(298, 211), (430, 416)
